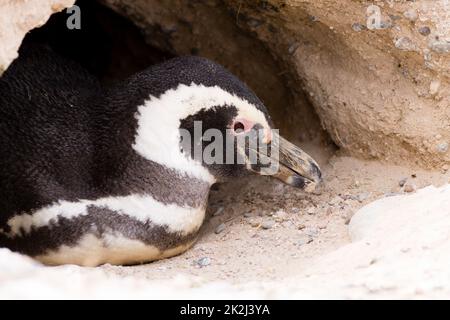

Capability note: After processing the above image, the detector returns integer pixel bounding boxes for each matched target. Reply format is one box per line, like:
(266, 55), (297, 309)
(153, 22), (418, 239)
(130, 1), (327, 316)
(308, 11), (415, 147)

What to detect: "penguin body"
(0, 44), (322, 266)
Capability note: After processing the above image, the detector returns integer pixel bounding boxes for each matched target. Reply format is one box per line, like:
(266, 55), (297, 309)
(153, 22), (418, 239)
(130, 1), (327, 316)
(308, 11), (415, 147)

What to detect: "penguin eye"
(233, 121), (245, 134)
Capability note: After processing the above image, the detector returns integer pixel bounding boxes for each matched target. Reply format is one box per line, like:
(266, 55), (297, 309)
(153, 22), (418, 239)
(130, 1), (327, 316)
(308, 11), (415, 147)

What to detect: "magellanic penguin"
(0, 44), (322, 267)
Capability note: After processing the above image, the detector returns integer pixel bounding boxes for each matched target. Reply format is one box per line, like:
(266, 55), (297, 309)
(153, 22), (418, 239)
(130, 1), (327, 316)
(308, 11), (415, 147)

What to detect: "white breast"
(35, 233), (197, 267)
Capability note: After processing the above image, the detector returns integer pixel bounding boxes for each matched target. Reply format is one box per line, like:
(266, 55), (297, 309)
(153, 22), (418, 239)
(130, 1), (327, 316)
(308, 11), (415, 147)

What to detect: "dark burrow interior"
(24, 0), (174, 84)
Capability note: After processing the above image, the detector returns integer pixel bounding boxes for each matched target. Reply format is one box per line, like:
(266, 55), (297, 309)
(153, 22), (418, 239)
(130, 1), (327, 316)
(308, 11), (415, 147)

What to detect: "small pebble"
(214, 223), (226, 234)
(340, 194), (351, 201)
(399, 178), (408, 187)
(261, 220), (275, 230)
(307, 207), (316, 215)
(418, 26), (431, 36)
(329, 196), (341, 206)
(247, 19), (263, 28)
(403, 184), (416, 193)
(288, 43), (300, 55)
(305, 227), (319, 237)
(298, 224), (306, 230)
(351, 22), (365, 32)
(384, 10), (398, 18)
(318, 222), (328, 230)
(394, 37), (416, 51)
(281, 221), (292, 228)
(162, 24), (178, 34)
(243, 212), (252, 218)
(428, 37), (450, 54)
(213, 207), (224, 216)
(429, 80), (441, 96)
(403, 9), (418, 22)
(196, 257), (211, 267)
(376, 20), (393, 30)
(385, 192), (401, 197)
(274, 210), (287, 220)
(297, 236), (314, 246)
(353, 192), (371, 203)
(249, 220), (260, 228)
(436, 142), (448, 153)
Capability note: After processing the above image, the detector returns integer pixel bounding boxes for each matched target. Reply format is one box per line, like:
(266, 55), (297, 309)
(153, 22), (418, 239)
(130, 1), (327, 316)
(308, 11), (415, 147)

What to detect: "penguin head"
(133, 56), (322, 191)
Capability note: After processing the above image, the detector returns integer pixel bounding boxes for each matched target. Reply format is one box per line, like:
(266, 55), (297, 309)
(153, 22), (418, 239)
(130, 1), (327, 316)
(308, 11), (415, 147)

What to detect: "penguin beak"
(271, 135), (322, 192)
(253, 133), (322, 192)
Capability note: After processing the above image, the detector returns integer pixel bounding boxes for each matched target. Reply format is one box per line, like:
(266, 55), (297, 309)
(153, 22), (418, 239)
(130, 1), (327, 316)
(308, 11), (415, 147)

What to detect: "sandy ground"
(100, 140), (450, 284)
(2, 139), (449, 299)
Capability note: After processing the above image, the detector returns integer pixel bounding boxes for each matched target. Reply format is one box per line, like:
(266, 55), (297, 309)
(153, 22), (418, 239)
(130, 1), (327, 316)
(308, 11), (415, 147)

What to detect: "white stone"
(429, 80), (441, 96)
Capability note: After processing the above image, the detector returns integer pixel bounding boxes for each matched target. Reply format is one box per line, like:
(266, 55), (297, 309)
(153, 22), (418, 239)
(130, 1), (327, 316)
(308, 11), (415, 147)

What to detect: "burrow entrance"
(22, 0), (333, 147)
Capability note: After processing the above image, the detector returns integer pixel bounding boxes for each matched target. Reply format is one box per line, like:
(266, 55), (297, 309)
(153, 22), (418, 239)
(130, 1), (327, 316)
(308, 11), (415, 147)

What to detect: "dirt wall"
(103, 0), (450, 168)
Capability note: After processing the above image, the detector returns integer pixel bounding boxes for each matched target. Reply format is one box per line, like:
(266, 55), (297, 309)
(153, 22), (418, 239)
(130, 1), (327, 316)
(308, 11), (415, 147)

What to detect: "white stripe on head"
(4, 194), (206, 238)
(132, 83), (270, 183)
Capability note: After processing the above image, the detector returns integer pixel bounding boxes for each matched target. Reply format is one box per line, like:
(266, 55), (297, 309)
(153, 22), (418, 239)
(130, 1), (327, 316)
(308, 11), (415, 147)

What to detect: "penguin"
(0, 43), (322, 267)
